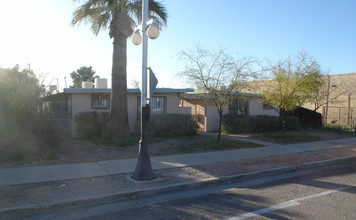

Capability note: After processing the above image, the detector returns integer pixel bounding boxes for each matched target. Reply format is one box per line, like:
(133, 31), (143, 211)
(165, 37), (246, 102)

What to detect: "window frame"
(229, 98), (248, 116)
(91, 94), (110, 109)
(263, 103), (273, 110)
(137, 96), (166, 117)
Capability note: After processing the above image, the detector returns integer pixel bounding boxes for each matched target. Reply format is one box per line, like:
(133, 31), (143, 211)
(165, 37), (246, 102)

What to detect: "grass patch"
(315, 124), (356, 136)
(261, 132), (320, 144)
(94, 135), (141, 147)
(94, 134), (198, 148)
(176, 136), (262, 153)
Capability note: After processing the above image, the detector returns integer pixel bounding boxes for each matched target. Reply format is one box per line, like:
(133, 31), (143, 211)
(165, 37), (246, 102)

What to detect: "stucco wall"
(71, 93), (111, 137)
(205, 106), (229, 132)
(184, 97), (279, 133)
(70, 92), (191, 137)
(181, 99), (208, 131)
(165, 93), (191, 114)
(248, 98), (279, 116)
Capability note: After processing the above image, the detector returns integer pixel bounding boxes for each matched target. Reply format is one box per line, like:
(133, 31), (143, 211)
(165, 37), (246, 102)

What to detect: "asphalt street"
(94, 161), (356, 220)
(5, 160), (355, 220)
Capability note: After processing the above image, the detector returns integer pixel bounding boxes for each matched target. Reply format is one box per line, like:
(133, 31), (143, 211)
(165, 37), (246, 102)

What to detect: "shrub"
(281, 116), (301, 131)
(222, 114), (301, 133)
(148, 114), (199, 137)
(40, 120), (70, 139)
(0, 66), (42, 162)
(75, 112), (109, 138)
(0, 129), (39, 162)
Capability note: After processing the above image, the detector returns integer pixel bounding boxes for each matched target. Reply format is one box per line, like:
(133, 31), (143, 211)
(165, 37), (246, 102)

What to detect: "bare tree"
(178, 45), (256, 141)
(130, 77), (140, 89)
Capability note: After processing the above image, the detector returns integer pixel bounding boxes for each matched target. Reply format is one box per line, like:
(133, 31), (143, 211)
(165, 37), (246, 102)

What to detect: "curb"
(1, 156), (355, 215)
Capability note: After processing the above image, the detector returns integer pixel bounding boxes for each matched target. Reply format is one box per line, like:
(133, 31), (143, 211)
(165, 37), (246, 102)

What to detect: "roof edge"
(61, 88), (194, 94)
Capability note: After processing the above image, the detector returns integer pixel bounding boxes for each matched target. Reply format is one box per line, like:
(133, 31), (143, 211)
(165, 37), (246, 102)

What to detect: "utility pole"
(64, 77), (67, 88)
(348, 93), (351, 126)
(325, 75), (330, 124)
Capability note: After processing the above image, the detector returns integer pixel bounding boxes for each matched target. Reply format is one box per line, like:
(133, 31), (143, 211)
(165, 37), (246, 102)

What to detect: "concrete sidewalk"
(0, 137), (355, 186)
(0, 137), (355, 215)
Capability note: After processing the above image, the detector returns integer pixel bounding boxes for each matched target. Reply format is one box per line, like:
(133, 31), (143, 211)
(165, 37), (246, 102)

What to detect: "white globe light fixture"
(131, 30), (142, 45)
(146, 24), (160, 39)
(132, 0), (162, 180)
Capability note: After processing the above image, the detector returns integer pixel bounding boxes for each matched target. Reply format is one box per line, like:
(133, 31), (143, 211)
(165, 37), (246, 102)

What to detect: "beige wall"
(248, 72), (356, 126)
(249, 98), (279, 117)
(205, 106), (229, 132)
(165, 93), (191, 114)
(69, 92), (280, 136)
(182, 97), (279, 132)
(70, 94), (111, 137)
(181, 99), (209, 131)
(70, 92), (192, 137)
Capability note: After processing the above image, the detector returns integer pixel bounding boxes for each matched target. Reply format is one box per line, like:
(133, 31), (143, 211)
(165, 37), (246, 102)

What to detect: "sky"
(0, 0), (355, 91)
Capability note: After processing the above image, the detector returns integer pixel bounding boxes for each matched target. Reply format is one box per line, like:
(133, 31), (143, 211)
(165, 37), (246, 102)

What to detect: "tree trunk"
(217, 111), (223, 142)
(282, 112), (286, 136)
(110, 34), (130, 138)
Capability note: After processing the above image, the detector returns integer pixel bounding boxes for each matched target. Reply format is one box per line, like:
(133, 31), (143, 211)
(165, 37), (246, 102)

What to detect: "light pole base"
(131, 156), (156, 180)
(131, 141), (156, 180)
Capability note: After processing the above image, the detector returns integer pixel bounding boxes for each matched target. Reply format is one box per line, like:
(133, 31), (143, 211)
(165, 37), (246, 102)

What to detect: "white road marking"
(224, 186), (351, 220)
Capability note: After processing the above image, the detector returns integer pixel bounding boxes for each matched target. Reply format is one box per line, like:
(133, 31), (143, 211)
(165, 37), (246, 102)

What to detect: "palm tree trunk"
(110, 34), (130, 138)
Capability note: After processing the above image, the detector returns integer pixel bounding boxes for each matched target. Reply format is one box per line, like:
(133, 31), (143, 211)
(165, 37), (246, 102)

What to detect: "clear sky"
(0, 0), (355, 91)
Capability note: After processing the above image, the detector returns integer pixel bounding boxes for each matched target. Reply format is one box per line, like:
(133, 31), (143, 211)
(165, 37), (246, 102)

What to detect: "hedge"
(75, 112), (198, 138)
(222, 114), (301, 133)
(75, 112), (110, 138)
(148, 114), (199, 137)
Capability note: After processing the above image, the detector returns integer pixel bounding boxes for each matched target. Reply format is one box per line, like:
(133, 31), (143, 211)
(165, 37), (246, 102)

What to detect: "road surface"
(3, 161), (356, 219)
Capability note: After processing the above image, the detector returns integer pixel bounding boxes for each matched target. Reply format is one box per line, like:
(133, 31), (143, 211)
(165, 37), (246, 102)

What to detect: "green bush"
(0, 66), (42, 162)
(281, 116), (301, 131)
(40, 120), (70, 139)
(148, 114), (199, 137)
(0, 129), (39, 162)
(75, 112), (109, 138)
(222, 114), (301, 133)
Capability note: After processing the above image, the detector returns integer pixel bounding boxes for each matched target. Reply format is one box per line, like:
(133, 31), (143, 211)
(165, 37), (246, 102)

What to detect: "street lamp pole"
(132, 0), (156, 180)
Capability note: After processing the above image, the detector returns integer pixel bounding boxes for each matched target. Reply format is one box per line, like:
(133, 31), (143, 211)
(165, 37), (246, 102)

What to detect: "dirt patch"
(248, 131), (349, 144)
(0, 136), (204, 169)
(0, 132), (351, 169)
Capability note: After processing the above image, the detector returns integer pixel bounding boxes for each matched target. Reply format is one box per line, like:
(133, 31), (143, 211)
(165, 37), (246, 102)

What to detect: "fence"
(324, 106), (356, 126)
(39, 101), (71, 139)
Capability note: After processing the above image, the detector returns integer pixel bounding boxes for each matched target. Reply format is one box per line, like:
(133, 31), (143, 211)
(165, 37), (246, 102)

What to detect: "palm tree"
(72, 0), (167, 138)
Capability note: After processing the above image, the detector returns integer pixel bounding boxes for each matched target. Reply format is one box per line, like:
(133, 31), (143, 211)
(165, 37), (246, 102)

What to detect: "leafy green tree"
(0, 65), (43, 161)
(72, 0), (167, 138)
(178, 45), (255, 141)
(70, 66), (98, 88)
(261, 52), (324, 135)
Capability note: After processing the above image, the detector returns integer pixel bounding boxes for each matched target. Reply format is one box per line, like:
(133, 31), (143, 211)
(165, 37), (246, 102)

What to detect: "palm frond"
(148, 0), (168, 26)
(72, 0), (167, 36)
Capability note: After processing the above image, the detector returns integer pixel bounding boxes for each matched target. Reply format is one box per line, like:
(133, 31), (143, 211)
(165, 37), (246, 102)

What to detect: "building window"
(137, 96), (166, 117)
(263, 103), (273, 109)
(229, 98), (248, 115)
(150, 96), (166, 116)
(92, 95), (110, 109)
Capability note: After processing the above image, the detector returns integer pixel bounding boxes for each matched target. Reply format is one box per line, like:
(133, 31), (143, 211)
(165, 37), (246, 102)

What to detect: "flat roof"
(62, 88), (194, 94)
(179, 92), (263, 99)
